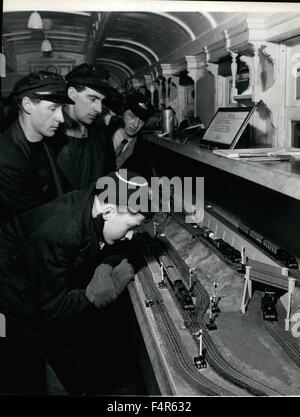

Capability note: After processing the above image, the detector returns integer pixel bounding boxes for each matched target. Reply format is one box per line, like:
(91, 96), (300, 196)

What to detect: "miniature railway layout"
(132, 231), (291, 396)
(156, 239), (283, 396)
(135, 248), (234, 396)
(168, 211), (300, 365)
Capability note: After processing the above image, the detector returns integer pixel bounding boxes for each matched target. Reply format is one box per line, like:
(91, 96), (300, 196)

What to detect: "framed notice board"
(200, 106), (256, 149)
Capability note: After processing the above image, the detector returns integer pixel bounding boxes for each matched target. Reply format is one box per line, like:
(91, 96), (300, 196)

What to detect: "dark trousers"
(0, 315), (113, 396)
(0, 294), (138, 396)
(0, 315), (47, 395)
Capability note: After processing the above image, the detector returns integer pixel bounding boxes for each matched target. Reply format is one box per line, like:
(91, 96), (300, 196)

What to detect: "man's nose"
(132, 118), (139, 128)
(125, 230), (134, 240)
(94, 100), (102, 114)
(55, 108), (64, 123)
(105, 114), (111, 126)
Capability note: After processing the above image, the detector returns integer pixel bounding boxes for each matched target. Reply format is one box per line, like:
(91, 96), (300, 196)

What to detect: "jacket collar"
(4, 118), (28, 143)
(80, 185), (106, 253)
(2, 119), (36, 160)
(62, 109), (88, 138)
(62, 109), (75, 129)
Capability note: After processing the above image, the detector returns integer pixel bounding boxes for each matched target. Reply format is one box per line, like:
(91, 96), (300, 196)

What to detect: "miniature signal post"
(158, 262), (167, 288)
(189, 267), (196, 294)
(194, 329), (207, 369)
(153, 219), (166, 237)
(239, 246), (246, 273)
(206, 296), (217, 330)
(153, 221), (158, 237)
(212, 282), (220, 313)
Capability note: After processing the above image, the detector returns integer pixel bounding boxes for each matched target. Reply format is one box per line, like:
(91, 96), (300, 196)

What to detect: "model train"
(238, 223), (298, 269)
(261, 287), (278, 321)
(173, 279), (195, 311)
(172, 208), (299, 270)
(194, 225), (242, 264)
(159, 253), (195, 312)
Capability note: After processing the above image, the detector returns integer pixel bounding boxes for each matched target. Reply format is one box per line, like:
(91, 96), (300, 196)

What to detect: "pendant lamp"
(27, 11), (43, 30)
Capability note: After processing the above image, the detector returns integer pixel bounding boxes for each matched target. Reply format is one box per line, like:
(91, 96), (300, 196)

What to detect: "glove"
(86, 263), (116, 308)
(111, 258), (135, 295)
(101, 253), (128, 269)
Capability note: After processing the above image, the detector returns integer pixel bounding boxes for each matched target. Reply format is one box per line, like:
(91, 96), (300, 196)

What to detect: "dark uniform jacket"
(0, 186), (107, 331)
(0, 119), (72, 225)
(120, 133), (154, 181)
(53, 114), (116, 190)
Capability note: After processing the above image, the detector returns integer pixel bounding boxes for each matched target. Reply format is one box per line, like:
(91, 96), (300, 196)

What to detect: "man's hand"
(86, 263), (115, 308)
(86, 259), (135, 308)
(111, 258), (135, 295)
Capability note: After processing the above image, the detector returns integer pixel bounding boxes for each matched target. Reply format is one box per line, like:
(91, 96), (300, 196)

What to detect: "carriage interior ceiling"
(1, 1), (300, 398)
(4, 2), (300, 145)
(1, 7), (239, 92)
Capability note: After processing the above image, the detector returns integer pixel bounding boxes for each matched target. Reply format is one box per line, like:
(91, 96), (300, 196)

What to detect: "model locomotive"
(196, 226), (242, 264)
(173, 279), (195, 311)
(159, 253), (195, 312)
(261, 287), (278, 321)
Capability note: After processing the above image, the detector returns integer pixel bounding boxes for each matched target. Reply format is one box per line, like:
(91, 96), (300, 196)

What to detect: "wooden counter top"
(143, 132), (300, 201)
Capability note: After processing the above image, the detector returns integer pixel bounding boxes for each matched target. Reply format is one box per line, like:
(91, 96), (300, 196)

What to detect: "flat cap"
(95, 169), (155, 218)
(102, 88), (124, 115)
(12, 71), (74, 104)
(65, 64), (112, 96)
(124, 92), (154, 122)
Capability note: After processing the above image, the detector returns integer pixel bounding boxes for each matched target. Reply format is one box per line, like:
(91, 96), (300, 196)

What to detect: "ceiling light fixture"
(41, 36), (53, 52)
(27, 11), (43, 30)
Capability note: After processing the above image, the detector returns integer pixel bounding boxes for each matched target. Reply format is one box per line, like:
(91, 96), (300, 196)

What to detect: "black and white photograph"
(0, 0), (300, 401)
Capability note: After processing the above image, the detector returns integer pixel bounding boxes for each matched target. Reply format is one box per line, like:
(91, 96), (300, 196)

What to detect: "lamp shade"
(27, 11), (43, 30)
(41, 38), (53, 52)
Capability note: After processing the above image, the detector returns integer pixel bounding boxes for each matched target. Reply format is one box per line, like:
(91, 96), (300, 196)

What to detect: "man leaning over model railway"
(0, 169), (154, 395)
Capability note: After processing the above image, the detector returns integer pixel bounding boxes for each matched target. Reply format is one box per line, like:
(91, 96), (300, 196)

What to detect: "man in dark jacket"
(0, 71), (74, 225)
(112, 91), (155, 176)
(54, 64), (120, 189)
(0, 170), (152, 395)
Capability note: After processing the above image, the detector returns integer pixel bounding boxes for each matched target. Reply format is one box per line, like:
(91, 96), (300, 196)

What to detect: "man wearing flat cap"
(0, 169), (153, 395)
(0, 71), (73, 224)
(112, 91), (154, 176)
(54, 64), (121, 189)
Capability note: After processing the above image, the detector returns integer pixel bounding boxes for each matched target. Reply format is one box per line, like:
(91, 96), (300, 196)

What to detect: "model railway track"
(136, 252), (233, 396)
(264, 321), (300, 368)
(156, 239), (283, 396)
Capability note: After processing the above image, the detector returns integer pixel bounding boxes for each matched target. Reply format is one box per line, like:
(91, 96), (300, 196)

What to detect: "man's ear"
(123, 110), (128, 123)
(102, 204), (117, 221)
(22, 96), (34, 114)
(67, 86), (78, 102)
